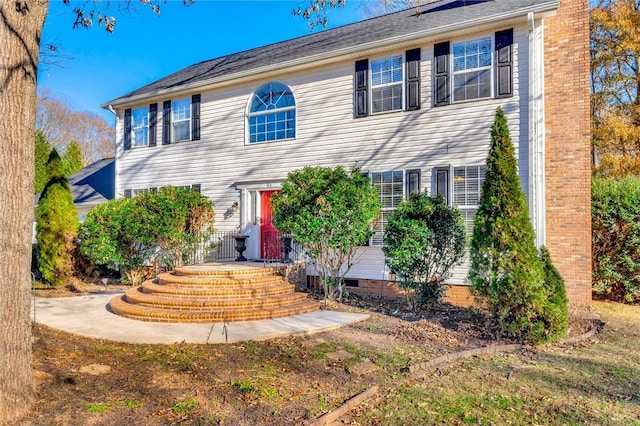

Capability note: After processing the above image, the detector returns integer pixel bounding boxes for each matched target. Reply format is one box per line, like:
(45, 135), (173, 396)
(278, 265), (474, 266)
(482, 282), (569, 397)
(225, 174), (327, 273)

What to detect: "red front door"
(260, 191), (281, 259)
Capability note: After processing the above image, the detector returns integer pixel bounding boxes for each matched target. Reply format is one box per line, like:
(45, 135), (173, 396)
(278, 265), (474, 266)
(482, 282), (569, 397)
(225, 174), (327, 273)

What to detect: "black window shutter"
(406, 169), (421, 195)
(495, 28), (514, 98)
(405, 48), (421, 111)
(191, 94), (201, 141)
(354, 59), (368, 118)
(191, 184), (201, 193)
(434, 167), (450, 204)
(163, 100), (171, 145)
(149, 187), (157, 194)
(124, 108), (132, 150)
(148, 103), (157, 147)
(434, 41), (450, 106)
(124, 189), (132, 199)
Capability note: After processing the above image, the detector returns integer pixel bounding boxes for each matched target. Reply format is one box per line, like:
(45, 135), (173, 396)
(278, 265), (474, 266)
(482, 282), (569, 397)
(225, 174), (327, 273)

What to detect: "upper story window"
(247, 82), (296, 144)
(452, 37), (493, 102)
(131, 106), (149, 148)
(434, 28), (513, 107)
(355, 48), (421, 118)
(371, 55), (404, 113)
(162, 94), (201, 145)
(171, 98), (191, 142)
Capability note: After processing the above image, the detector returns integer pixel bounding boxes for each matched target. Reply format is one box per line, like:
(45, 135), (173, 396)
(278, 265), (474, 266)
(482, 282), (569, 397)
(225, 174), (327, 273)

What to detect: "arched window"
(247, 82), (296, 143)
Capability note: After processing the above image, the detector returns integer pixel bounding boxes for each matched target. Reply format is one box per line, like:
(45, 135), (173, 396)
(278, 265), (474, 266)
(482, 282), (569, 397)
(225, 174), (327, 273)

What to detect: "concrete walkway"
(32, 292), (368, 344)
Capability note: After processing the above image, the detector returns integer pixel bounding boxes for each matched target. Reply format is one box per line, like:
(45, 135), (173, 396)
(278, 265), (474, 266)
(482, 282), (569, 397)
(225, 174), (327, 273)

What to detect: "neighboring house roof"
(67, 158), (115, 209)
(104, 0), (558, 107)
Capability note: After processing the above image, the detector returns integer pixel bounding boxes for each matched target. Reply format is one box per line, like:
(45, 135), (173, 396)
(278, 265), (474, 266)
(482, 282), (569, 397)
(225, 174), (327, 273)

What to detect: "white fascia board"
(103, 2), (559, 109)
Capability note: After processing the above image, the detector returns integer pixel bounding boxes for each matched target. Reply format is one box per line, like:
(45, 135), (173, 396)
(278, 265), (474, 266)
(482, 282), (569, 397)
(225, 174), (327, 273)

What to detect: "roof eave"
(103, 1), (559, 109)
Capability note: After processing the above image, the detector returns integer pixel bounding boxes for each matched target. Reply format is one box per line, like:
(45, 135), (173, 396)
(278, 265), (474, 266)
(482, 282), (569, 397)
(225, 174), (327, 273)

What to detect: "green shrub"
(78, 187), (215, 283)
(592, 175), (640, 302)
(136, 186), (215, 268)
(470, 108), (566, 344)
(35, 149), (79, 286)
(539, 246), (569, 342)
(383, 193), (467, 308)
(78, 197), (153, 284)
(271, 165), (380, 300)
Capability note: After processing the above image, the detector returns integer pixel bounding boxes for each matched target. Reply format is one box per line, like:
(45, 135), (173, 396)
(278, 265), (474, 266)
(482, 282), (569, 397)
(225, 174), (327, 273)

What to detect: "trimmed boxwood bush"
(592, 175), (640, 302)
(382, 192), (467, 308)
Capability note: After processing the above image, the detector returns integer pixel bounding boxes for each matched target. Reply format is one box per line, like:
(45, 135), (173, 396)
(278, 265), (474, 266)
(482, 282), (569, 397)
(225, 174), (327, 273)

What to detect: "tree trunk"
(0, 1), (48, 423)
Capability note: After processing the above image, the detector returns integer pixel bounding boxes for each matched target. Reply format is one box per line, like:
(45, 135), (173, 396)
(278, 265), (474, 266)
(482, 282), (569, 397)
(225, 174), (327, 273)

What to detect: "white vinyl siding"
(115, 25), (531, 284)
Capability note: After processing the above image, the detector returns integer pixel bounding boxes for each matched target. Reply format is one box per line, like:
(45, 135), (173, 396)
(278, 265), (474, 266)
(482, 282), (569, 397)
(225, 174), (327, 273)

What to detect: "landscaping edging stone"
(308, 318), (603, 425)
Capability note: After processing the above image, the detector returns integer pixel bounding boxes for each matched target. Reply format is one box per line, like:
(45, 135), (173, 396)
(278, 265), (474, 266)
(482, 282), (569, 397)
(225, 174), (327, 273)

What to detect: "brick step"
(174, 264), (286, 277)
(109, 294), (319, 323)
(141, 280), (295, 297)
(157, 272), (286, 287)
(123, 287), (311, 310)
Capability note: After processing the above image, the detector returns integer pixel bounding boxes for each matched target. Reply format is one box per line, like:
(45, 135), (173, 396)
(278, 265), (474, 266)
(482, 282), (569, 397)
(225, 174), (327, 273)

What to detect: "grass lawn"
(22, 300), (639, 425)
(353, 301), (640, 425)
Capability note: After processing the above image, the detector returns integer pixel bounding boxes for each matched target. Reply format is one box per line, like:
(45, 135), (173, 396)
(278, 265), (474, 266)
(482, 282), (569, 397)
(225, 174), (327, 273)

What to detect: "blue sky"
(39, 1), (367, 124)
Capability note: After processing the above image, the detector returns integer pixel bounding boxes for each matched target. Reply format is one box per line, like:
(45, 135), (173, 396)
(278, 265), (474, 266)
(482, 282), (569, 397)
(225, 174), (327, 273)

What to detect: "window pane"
(452, 165), (486, 231)
(371, 55), (403, 113)
(452, 37), (493, 102)
(371, 170), (404, 245)
(131, 107), (149, 147)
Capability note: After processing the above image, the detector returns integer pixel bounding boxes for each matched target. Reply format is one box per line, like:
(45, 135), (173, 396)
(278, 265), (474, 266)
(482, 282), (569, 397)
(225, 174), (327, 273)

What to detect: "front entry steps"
(109, 263), (319, 323)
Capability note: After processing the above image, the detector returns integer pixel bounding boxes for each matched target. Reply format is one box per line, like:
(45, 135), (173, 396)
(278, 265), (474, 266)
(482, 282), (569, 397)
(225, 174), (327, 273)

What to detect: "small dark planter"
(280, 235), (293, 263)
(233, 235), (249, 261)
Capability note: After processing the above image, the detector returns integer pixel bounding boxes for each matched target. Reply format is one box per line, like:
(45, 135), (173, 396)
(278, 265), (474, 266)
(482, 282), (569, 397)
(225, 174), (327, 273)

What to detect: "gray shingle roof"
(105, 0), (557, 106)
(68, 158), (115, 207)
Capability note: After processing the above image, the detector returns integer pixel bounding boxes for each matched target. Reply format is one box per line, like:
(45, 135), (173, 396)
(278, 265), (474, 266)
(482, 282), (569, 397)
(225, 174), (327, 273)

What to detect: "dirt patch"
(21, 287), (597, 425)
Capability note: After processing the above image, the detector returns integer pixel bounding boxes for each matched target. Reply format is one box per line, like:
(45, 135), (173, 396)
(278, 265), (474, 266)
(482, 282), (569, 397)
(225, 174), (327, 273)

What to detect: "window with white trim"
(247, 82), (296, 143)
(369, 169), (421, 246)
(371, 55), (404, 113)
(452, 165), (486, 233)
(452, 37), (493, 102)
(171, 98), (191, 142)
(131, 107), (149, 148)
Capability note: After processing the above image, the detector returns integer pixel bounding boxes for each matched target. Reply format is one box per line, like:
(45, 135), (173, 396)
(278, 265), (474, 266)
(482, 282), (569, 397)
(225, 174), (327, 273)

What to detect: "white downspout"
(528, 11), (546, 247)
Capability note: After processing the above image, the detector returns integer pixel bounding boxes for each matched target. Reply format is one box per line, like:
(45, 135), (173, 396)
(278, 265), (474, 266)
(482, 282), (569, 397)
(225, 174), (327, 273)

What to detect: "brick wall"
(544, 0), (592, 305)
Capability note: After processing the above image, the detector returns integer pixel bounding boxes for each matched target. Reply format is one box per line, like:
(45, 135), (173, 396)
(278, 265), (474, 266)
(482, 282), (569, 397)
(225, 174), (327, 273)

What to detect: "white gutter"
(103, 1), (559, 108)
(528, 11), (546, 247)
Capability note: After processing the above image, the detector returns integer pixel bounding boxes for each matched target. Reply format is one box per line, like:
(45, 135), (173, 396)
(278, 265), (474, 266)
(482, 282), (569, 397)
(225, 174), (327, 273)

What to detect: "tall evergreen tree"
(61, 141), (84, 177)
(35, 149), (79, 286)
(469, 107), (563, 344)
(34, 130), (52, 194)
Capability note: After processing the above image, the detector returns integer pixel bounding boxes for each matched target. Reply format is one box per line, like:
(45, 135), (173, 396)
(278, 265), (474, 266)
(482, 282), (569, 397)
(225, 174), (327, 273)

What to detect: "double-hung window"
(369, 169), (421, 246)
(434, 28), (513, 106)
(354, 48), (421, 118)
(371, 55), (404, 113)
(171, 98), (191, 142)
(431, 165), (485, 233)
(124, 103), (157, 150)
(161, 94), (201, 145)
(131, 107), (149, 148)
(452, 37), (493, 102)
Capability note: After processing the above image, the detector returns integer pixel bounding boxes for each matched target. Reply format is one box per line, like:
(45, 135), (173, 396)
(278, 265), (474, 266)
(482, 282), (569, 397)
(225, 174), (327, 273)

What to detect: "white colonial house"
(103, 0), (592, 305)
